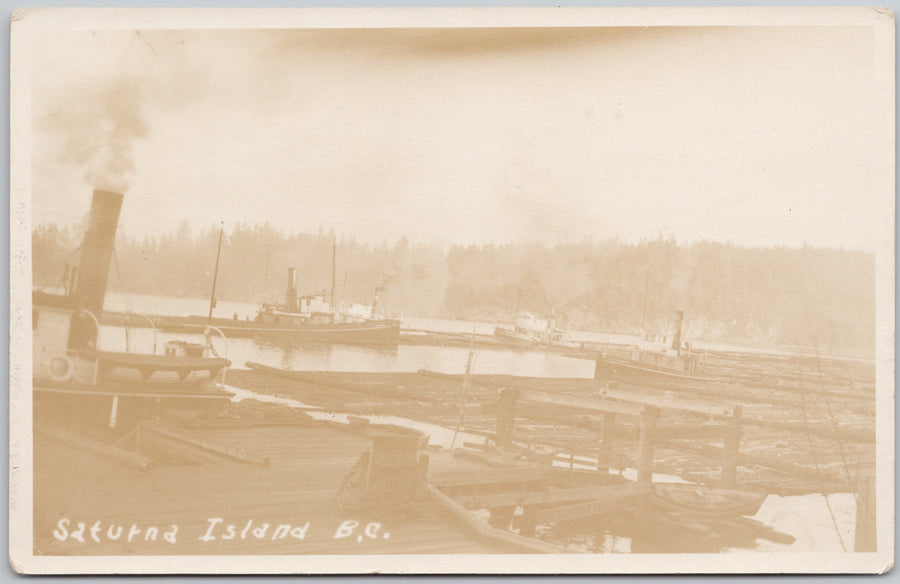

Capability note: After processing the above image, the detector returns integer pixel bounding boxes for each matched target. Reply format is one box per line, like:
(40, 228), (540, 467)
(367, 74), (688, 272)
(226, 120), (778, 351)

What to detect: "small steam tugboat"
(155, 267), (401, 347)
(595, 310), (715, 382)
(32, 190), (233, 435)
(493, 312), (575, 349)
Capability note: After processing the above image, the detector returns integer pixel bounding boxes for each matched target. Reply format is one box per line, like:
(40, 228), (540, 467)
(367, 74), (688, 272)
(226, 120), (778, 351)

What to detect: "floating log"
(660, 437), (838, 481)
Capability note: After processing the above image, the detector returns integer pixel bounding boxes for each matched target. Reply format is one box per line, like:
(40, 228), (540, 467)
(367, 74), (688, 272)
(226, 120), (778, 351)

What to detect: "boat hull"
(594, 355), (718, 382)
(493, 327), (578, 350)
(651, 483), (767, 517)
(157, 317), (402, 347)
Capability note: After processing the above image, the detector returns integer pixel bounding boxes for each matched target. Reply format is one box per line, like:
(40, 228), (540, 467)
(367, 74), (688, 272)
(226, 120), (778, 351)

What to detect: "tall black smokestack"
(671, 310), (684, 354)
(285, 267), (297, 311)
(69, 190), (123, 349)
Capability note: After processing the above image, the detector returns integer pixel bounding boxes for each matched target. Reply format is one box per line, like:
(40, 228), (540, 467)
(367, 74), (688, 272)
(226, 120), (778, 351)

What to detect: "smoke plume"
(49, 75), (148, 193)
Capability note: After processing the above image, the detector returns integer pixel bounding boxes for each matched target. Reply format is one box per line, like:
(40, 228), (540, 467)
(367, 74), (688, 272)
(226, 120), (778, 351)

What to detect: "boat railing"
(203, 325), (230, 386)
(75, 308), (101, 384)
(124, 311), (158, 355)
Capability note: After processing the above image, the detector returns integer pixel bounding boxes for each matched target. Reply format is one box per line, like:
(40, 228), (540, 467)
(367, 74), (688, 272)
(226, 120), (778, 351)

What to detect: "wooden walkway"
(34, 422), (510, 556)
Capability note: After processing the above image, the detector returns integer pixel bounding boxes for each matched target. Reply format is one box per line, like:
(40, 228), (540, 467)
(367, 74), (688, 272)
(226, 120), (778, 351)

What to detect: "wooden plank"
(528, 483), (650, 524)
(34, 384), (230, 400)
(429, 466), (550, 488)
(452, 448), (531, 468)
(35, 425), (155, 470)
(451, 483), (646, 510)
(140, 422), (270, 466)
(515, 388), (644, 417)
(426, 484), (572, 554)
(595, 386), (735, 418)
(653, 424), (734, 440)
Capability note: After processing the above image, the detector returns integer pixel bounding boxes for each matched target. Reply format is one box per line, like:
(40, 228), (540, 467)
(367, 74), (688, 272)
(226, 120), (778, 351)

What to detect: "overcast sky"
(30, 25), (879, 251)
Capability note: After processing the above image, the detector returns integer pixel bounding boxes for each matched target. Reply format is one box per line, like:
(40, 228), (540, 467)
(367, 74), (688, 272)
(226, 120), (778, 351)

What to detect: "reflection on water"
(102, 292), (641, 348)
(98, 325), (597, 378)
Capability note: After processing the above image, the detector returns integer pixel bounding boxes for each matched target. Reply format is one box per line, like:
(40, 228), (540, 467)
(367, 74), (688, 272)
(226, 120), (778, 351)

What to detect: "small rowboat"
(651, 483), (767, 518)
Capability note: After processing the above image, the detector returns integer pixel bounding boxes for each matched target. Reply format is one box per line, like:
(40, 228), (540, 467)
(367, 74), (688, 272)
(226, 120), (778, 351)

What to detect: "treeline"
(32, 223), (874, 353)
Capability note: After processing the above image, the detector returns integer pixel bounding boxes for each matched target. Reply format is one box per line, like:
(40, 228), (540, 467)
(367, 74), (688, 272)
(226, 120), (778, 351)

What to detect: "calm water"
(100, 292), (599, 377)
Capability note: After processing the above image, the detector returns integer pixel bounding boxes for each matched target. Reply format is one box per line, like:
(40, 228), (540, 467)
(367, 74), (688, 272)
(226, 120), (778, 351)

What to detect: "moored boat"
(595, 311), (716, 382)
(494, 312), (575, 349)
(651, 483), (767, 517)
(33, 190), (233, 434)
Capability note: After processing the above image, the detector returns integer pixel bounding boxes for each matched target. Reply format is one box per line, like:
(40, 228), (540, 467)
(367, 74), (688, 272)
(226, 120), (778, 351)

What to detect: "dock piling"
(721, 405), (743, 487)
(637, 405), (659, 485)
(597, 412), (616, 474)
(495, 388), (517, 447)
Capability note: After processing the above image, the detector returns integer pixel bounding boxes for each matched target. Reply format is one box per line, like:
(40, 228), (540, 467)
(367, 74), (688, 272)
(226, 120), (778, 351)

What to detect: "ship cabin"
(630, 311), (701, 374)
(255, 267), (337, 326)
(514, 312), (569, 344)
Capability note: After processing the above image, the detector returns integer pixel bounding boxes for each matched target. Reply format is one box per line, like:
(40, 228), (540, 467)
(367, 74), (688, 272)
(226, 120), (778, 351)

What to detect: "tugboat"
(493, 311), (575, 349)
(32, 190), (233, 435)
(595, 310), (715, 382)
(155, 266), (401, 347)
(250, 268), (401, 346)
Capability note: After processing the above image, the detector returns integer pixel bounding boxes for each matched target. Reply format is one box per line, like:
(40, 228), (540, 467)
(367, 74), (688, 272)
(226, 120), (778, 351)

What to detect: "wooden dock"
(33, 340), (877, 555)
(34, 418), (524, 555)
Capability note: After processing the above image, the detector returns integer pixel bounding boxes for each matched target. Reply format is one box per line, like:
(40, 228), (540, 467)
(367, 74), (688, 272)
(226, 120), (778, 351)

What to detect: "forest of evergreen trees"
(32, 222), (875, 355)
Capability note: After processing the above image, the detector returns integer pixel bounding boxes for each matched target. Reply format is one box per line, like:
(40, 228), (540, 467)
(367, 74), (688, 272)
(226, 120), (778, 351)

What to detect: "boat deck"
(33, 421), (512, 555)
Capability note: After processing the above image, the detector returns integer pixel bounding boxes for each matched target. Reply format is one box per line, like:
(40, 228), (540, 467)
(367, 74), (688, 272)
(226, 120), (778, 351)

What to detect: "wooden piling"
(636, 405), (659, 486)
(495, 388), (517, 447)
(721, 404), (743, 487)
(597, 412), (616, 473)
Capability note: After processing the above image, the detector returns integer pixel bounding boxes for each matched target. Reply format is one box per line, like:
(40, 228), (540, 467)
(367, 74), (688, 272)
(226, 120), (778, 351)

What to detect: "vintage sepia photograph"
(9, 7), (895, 574)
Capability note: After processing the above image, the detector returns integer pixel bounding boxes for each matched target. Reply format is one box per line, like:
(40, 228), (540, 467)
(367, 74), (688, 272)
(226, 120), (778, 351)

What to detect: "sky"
(29, 25), (881, 251)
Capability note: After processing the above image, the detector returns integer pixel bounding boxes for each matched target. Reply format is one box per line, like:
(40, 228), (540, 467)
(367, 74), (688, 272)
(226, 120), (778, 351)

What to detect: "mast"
(207, 221), (224, 325)
(331, 236), (337, 310)
(263, 246), (271, 305)
(640, 265), (650, 332)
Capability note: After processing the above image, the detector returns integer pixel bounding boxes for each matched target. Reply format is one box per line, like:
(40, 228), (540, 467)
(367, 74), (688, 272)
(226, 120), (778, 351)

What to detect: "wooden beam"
(451, 483), (644, 510)
(653, 424), (734, 440)
(429, 466), (550, 488)
(527, 483), (650, 524)
(36, 425), (155, 471)
(595, 386), (734, 418)
(426, 485), (572, 554)
(140, 422), (270, 466)
(515, 388), (644, 417)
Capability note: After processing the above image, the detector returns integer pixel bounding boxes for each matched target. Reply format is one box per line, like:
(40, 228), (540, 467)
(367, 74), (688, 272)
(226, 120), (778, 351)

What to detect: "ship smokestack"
(671, 310), (684, 354)
(70, 189), (123, 348)
(75, 190), (123, 316)
(285, 267), (297, 311)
